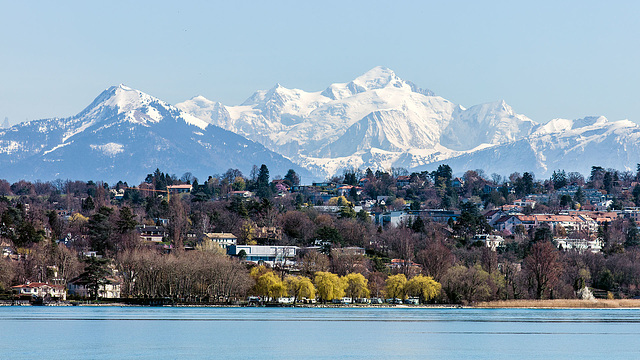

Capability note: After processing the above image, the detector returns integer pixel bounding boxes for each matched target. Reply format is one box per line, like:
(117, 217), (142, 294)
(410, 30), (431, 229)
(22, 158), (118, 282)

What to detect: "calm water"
(1, 306), (640, 359)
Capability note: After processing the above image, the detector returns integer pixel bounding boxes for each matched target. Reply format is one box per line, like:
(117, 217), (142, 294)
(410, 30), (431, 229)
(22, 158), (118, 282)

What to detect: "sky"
(1, 1), (639, 126)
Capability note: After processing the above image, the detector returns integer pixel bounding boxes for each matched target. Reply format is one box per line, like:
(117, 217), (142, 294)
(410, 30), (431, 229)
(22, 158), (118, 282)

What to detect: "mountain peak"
(75, 84), (212, 130)
(99, 85), (160, 115)
(321, 66), (434, 100)
(351, 66), (400, 91)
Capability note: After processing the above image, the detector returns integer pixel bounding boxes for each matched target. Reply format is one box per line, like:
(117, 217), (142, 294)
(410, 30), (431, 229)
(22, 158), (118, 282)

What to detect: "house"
(484, 209), (503, 226)
(136, 225), (167, 242)
(561, 210), (618, 225)
(0, 240), (14, 258)
(292, 185), (311, 193)
(81, 251), (102, 258)
(337, 185), (363, 197)
(228, 190), (253, 198)
(619, 208), (640, 222)
(555, 186), (607, 205)
(513, 199), (536, 209)
(483, 185), (498, 194)
(396, 176), (411, 188)
(312, 182), (336, 189)
(418, 209), (460, 223)
(331, 246), (366, 256)
(271, 179), (291, 194)
(313, 206), (341, 213)
(255, 227), (283, 243)
(311, 192), (334, 205)
(68, 276), (122, 299)
(389, 259), (422, 275)
(493, 214), (598, 234)
(12, 282), (67, 301)
(227, 245), (298, 266)
(110, 189), (125, 200)
(1, 246), (13, 258)
(494, 215), (525, 233)
(167, 184), (192, 193)
(501, 204), (522, 213)
(452, 177), (464, 188)
(555, 238), (603, 253)
(472, 234), (505, 251)
(376, 196), (389, 205)
(374, 211), (417, 227)
(200, 232), (237, 249)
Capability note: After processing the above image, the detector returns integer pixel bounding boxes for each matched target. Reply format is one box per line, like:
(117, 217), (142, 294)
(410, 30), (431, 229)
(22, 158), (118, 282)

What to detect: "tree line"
(2, 163), (640, 303)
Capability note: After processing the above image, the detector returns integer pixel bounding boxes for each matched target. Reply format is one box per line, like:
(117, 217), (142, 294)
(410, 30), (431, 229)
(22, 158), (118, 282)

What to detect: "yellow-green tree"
(240, 220), (257, 245)
(385, 274), (407, 300)
(251, 266), (287, 301)
(343, 273), (370, 300)
(328, 196), (352, 207)
(285, 275), (316, 303)
(314, 271), (345, 303)
(405, 275), (441, 303)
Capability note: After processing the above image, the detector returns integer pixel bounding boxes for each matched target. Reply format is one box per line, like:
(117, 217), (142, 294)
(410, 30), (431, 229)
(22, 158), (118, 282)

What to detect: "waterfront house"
(12, 282), (67, 301)
(68, 276), (122, 299)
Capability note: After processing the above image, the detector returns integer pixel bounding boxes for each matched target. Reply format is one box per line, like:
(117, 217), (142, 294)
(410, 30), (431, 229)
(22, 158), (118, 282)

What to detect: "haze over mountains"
(1, 67), (639, 183)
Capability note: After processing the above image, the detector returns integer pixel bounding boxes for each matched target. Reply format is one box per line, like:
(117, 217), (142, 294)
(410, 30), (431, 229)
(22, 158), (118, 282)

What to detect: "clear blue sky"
(1, 1), (639, 126)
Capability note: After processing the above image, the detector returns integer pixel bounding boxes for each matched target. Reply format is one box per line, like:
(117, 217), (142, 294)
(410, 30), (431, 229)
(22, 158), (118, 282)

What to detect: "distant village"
(2, 164), (640, 305)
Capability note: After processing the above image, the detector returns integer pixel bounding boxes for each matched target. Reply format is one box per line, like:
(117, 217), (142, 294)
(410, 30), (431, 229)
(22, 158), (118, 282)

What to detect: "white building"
(227, 245), (298, 266)
(12, 282), (67, 301)
(473, 234), (505, 251)
(68, 276), (122, 299)
(555, 238), (603, 253)
(201, 233), (237, 249)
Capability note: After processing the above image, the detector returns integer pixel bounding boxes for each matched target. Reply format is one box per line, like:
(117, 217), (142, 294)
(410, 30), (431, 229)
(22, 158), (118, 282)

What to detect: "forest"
(2, 163), (640, 304)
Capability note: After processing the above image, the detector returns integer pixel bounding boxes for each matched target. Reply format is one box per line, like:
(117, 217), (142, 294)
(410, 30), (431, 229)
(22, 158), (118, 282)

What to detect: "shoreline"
(4, 299), (640, 309)
(474, 299), (640, 309)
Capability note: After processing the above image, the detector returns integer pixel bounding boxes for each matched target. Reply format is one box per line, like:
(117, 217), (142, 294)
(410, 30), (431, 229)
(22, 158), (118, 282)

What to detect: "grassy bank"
(474, 299), (640, 309)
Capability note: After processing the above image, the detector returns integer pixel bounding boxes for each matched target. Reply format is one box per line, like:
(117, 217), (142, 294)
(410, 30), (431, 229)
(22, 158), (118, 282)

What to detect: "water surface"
(1, 307), (639, 359)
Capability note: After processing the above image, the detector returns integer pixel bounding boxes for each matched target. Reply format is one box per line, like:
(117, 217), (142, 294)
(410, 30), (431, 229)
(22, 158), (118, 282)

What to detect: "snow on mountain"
(320, 66), (435, 100)
(7, 68), (636, 183)
(419, 116), (640, 177)
(441, 100), (536, 151)
(178, 67), (535, 178)
(0, 85), (310, 183)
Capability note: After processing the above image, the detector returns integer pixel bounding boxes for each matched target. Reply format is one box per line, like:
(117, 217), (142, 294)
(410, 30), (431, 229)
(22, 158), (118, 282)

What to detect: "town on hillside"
(2, 164), (640, 305)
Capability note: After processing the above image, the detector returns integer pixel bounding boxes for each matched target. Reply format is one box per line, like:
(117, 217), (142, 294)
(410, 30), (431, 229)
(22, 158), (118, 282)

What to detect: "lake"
(1, 306), (639, 359)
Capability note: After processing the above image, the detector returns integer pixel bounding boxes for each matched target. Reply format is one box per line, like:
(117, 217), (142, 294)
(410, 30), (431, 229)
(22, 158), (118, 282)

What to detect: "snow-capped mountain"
(177, 66), (536, 177)
(0, 85), (310, 183)
(4, 68), (639, 183)
(419, 116), (640, 177)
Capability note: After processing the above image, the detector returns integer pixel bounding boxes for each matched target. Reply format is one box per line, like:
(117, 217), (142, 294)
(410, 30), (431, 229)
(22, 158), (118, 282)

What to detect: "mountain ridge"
(3, 67), (639, 183)
(0, 85), (311, 183)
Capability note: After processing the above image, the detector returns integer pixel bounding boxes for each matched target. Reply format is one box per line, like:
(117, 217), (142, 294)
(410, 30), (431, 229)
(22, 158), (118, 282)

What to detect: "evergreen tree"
(88, 206), (114, 254)
(82, 196), (95, 212)
(343, 170), (358, 185)
(633, 184), (640, 207)
(625, 218), (640, 248)
(284, 169), (301, 186)
(81, 256), (110, 300)
(573, 186), (586, 205)
(551, 170), (567, 189)
(116, 207), (137, 234)
(256, 164), (272, 198)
